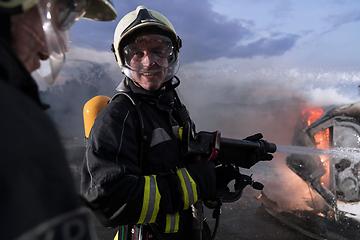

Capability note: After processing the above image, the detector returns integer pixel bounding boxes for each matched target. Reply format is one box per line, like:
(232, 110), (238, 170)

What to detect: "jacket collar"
(116, 77), (179, 109)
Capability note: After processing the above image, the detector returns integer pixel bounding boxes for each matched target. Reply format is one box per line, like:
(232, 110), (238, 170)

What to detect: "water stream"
(276, 145), (360, 159)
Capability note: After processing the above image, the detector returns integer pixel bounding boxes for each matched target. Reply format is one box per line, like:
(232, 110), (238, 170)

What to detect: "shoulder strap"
(172, 89), (191, 127)
(110, 91), (136, 105)
(111, 91), (145, 170)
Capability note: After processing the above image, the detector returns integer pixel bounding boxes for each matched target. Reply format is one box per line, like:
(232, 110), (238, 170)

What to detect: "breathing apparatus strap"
(171, 77), (191, 127)
(170, 79), (211, 240)
(110, 91), (145, 169)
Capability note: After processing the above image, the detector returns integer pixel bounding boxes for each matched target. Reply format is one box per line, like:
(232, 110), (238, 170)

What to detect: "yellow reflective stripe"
(177, 168), (198, 209)
(138, 175), (161, 224)
(165, 213), (180, 233)
(113, 226), (125, 240)
(113, 231), (119, 240)
(177, 126), (183, 140)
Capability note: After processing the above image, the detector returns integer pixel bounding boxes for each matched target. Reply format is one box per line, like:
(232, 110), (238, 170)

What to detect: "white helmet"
(1, 0), (117, 85)
(112, 5), (182, 83)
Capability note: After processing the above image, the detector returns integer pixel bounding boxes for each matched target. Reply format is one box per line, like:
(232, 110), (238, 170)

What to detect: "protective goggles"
(123, 34), (176, 73)
(36, 0), (87, 85)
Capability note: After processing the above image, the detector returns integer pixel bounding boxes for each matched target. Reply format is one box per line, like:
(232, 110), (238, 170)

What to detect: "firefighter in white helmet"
(0, 0), (116, 239)
(111, 5), (182, 91)
(81, 5), (216, 240)
(82, 5), (273, 240)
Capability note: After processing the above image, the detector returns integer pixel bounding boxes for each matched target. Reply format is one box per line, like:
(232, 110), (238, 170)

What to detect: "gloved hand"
(214, 163), (261, 203)
(217, 133), (273, 169)
(186, 161), (217, 200)
(205, 162), (263, 210)
(214, 163), (240, 199)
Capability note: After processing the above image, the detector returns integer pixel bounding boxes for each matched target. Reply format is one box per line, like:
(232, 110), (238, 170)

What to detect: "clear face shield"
(34, 0), (88, 85)
(121, 34), (180, 84)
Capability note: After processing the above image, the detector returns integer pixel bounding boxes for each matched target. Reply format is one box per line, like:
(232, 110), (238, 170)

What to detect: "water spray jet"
(276, 145), (360, 160)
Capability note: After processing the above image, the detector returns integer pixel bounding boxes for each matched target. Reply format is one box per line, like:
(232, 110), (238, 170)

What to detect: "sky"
(53, 0), (360, 96)
(40, 0), (360, 140)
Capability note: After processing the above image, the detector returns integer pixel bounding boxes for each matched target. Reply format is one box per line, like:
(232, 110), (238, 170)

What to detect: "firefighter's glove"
(205, 163), (250, 208)
(218, 133), (273, 169)
(214, 163), (240, 199)
(187, 161), (216, 201)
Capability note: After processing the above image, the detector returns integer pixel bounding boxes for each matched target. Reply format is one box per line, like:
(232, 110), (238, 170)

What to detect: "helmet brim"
(83, 0), (117, 21)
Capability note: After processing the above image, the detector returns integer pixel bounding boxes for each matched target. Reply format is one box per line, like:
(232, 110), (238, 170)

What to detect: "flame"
(302, 107), (324, 126)
(303, 107), (331, 188)
(315, 129), (330, 188)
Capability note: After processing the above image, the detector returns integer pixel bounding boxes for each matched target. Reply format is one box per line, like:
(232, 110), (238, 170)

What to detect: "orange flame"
(303, 107), (330, 188)
(302, 107), (324, 126)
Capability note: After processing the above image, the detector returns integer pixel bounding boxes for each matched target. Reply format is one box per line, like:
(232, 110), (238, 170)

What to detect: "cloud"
(226, 34), (300, 59)
(323, 11), (360, 34)
(270, 0), (294, 20)
(70, 0), (300, 64)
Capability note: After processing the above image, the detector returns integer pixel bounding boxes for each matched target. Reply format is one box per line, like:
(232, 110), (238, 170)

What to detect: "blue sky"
(42, 0), (360, 140)
(67, 0), (360, 68)
(61, 0), (360, 90)
(211, 0), (360, 69)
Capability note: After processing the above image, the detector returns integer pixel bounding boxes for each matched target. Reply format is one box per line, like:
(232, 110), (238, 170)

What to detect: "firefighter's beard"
(131, 68), (168, 91)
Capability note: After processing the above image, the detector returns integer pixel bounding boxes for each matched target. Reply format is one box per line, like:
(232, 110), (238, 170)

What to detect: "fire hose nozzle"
(221, 138), (277, 153)
(265, 141), (277, 153)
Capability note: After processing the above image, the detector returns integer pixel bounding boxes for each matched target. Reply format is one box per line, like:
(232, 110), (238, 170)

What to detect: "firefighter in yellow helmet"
(0, 0), (116, 239)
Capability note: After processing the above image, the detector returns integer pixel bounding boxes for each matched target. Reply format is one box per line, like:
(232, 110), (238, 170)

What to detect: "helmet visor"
(36, 0), (88, 85)
(57, 0), (87, 30)
(123, 34), (176, 73)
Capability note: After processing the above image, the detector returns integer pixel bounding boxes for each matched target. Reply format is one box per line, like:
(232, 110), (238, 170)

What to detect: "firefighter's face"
(11, 4), (47, 72)
(11, 0), (87, 83)
(124, 34), (174, 91)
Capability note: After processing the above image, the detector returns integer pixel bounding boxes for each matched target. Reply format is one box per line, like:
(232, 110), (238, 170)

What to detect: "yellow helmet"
(0, 0), (117, 21)
(111, 5), (182, 81)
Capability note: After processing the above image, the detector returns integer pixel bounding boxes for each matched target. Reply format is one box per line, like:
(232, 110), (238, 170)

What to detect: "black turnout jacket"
(81, 78), (216, 239)
(0, 32), (97, 239)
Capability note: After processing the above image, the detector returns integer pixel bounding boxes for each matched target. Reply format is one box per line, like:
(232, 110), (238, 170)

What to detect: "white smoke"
(178, 59), (360, 136)
(306, 87), (355, 106)
(176, 59), (360, 211)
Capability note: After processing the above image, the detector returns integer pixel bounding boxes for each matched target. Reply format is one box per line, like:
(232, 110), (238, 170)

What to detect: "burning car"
(258, 102), (360, 239)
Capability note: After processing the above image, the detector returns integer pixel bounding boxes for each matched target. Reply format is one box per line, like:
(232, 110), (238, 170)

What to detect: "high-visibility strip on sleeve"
(113, 231), (119, 240)
(176, 168), (198, 210)
(138, 175), (161, 224)
(165, 213), (180, 233)
(113, 226), (125, 240)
